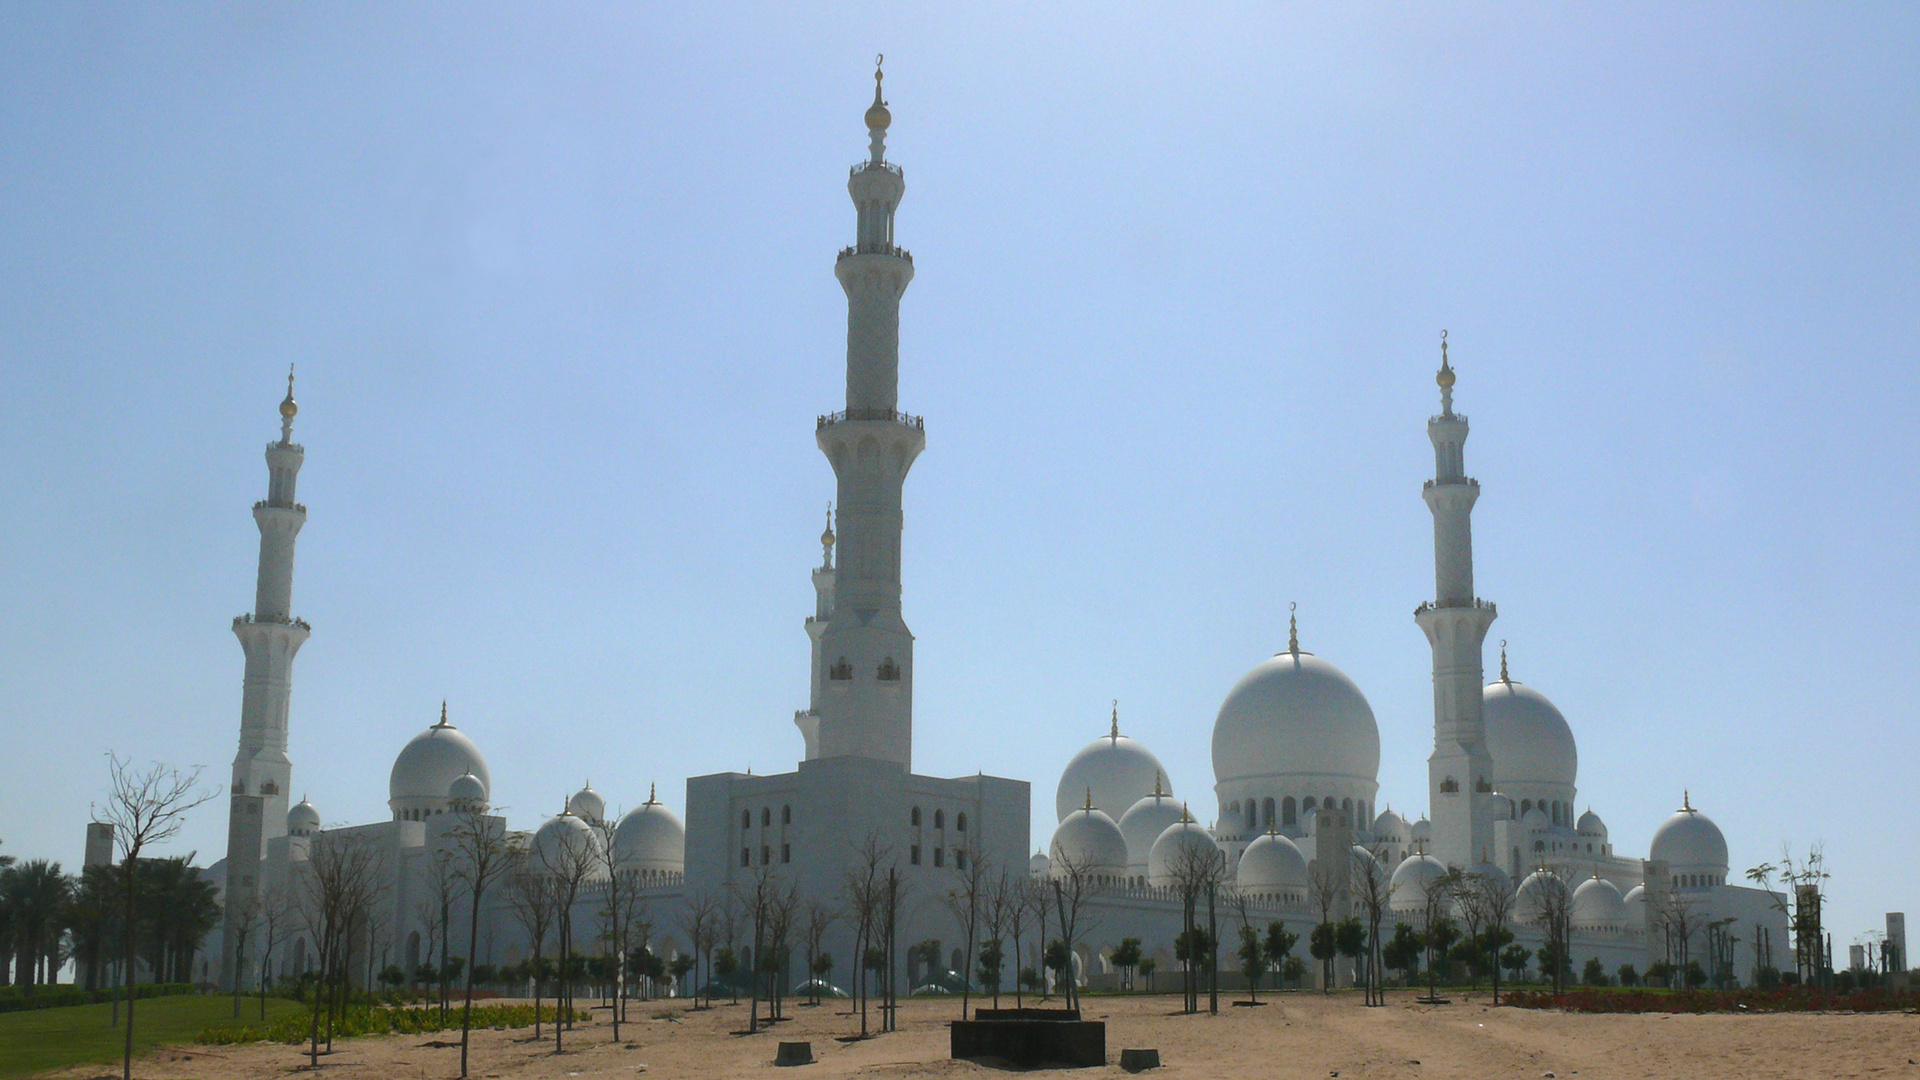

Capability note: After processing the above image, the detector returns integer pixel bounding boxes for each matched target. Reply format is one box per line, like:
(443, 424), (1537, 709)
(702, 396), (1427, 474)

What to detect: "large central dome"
(1211, 648), (1380, 789)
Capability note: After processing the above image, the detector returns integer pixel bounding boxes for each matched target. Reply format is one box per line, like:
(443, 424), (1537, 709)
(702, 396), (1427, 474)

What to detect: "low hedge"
(0, 982), (196, 1014)
(1504, 985), (1917, 1013)
(197, 1002), (581, 1045)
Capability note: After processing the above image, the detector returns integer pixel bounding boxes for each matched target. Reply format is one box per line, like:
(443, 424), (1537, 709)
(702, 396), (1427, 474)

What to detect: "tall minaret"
(1414, 335), (1497, 870)
(221, 370), (311, 987)
(809, 59), (924, 768)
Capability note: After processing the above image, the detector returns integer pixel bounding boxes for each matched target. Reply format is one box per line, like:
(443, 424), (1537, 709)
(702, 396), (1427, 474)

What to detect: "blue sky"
(1, 4), (1915, 946)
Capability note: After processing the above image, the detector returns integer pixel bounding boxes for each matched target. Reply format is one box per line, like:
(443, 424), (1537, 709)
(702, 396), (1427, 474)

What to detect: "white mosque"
(205, 65), (1787, 994)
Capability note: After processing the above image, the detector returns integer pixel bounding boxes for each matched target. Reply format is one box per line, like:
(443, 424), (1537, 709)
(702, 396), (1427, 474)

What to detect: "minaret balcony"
(849, 160), (903, 178)
(1421, 477), (1477, 491)
(253, 499), (308, 513)
(836, 243), (912, 263)
(818, 408), (925, 431)
(234, 613), (312, 631)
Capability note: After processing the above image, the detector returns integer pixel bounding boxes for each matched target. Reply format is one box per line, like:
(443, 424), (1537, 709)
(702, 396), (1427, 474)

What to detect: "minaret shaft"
(806, 67), (921, 769)
(222, 378), (308, 990)
(1417, 350), (1496, 869)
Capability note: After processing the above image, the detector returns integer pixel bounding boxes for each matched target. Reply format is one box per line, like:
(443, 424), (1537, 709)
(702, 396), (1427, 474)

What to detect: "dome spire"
(435, 700), (451, 729)
(864, 54), (891, 163)
(1681, 789), (1692, 812)
(1084, 787), (1094, 812)
(820, 503), (836, 568)
(1436, 330), (1456, 417)
(1287, 602), (1300, 655)
(1109, 699), (1120, 741)
(1499, 639), (1511, 683)
(647, 781), (658, 805)
(1152, 770), (1165, 798)
(278, 364), (298, 443)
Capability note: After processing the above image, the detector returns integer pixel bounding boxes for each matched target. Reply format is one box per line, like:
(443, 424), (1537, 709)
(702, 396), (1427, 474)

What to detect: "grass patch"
(0, 993), (304, 1079)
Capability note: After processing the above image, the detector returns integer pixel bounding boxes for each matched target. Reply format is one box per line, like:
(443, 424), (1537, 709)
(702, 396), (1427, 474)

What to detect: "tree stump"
(1120, 1048), (1161, 1072)
(774, 1041), (814, 1066)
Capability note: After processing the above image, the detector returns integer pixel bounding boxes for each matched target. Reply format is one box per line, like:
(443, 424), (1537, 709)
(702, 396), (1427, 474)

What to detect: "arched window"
(741, 847), (750, 867)
(1282, 796), (1297, 827)
(1341, 798), (1353, 821)
(1302, 796), (1317, 813)
(956, 813), (967, 832)
(782, 805), (792, 825)
(934, 848), (945, 867)
(911, 807), (922, 827)
(910, 844), (921, 865)
(761, 845), (771, 865)
(1262, 797), (1275, 830)
(782, 843), (791, 864)
(934, 809), (946, 830)
(761, 807), (771, 826)
(742, 810), (751, 830)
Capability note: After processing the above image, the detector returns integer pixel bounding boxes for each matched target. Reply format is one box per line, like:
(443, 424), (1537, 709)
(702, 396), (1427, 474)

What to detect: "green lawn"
(0, 993), (304, 1079)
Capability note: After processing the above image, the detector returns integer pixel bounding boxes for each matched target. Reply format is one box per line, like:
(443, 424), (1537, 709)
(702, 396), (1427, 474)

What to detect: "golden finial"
(1152, 770), (1165, 798)
(1682, 790), (1692, 811)
(435, 700), (450, 728)
(865, 54), (891, 131)
(1179, 802), (1194, 824)
(1084, 787), (1094, 812)
(279, 364), (298, 418)
(1499, 639), (1510, 683)
(1110, 700), (1120, 741)
(1436, 330), (1455, 388)
(1288, 602), (1299, 655)
(648, 782), (658, 804)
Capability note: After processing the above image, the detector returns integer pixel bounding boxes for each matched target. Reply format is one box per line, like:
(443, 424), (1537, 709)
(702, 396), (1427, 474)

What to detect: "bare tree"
(1165, 834), (1223, 1014)
(228, 894), (261, 1018)
(419, 851), (461, 1021)
(1004, 873), (1035, 1009)
(1047, 847), (1106, 1012)
(92, 756), (217, 1080)
(1471, 870), (1516, 1004)
(800, 898), (837, 1006)
(536, 820), (600, 1054)
(677, 890), (721, 1010)
(506, 858), (561, 1038)
(300, 831), (385, 1066)
(1308, 860), (1342, 993)
(978, 872), (1015, 1008)
(1452, 872), (1490, 990)
(738, 865), (799, 1033)
(1649, 888), (1704, 987)
(447, 804), (515, 1078)
(946, 843), (991, 1019)
(1748, 842), (1829, 985)
(589, 813), (637, 1039)
(1520, 866), (1574, 992)
(255, 882), (295, 1020)
(1351, 847), (1393, 1006)
(841, 831), (891, 1037)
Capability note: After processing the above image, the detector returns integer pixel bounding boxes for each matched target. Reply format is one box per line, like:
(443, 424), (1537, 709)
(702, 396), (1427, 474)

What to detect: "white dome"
(1410, 817), (1432, 845)
(1055, 713), (1169, 822)
(388, 710), (492, 817)
(1049, 806), (1128, 879)
(287, 799), (320, 836)
(613, 789), (685, 875)
(1576, 808), (1606, 836)
(1572, 876), (1627, 929)
(568, 785), (606, 824)
(1389, 853), (1449, 912)
(1520, 807), (1549, 829)
(1117, 788), (1184, 873)
(448, 772), (488, 811)
(1351, 845), (1387, 892)
(531, 811), (602, 876)
(1622, 884), (1647, 925)
(1212, 649), (1380, 790)
(1649, 797), (1728, 876)
(1482, 678), (1577, 791)
(1234, 831), (1308, 893)
(1371, 808), (1407, 840)
(1471, 861), (1514, 899)
(1516, 868), (1566, 925)
(1029, 851), (1051, 877)
(1147, 815), (1220, 888)
(1488, 793), (1514, 822)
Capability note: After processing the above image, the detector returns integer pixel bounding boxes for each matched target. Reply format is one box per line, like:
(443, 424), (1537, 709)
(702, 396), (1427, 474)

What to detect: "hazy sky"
(2, 5), (1915, 944)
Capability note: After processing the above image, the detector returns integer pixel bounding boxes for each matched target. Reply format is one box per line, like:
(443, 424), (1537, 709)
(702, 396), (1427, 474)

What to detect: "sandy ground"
(47, 990), (1920, 1080)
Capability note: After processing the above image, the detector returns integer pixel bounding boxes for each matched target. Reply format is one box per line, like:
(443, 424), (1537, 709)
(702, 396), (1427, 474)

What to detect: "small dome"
(1520, 807), (1549, 829)
(287, 799), (320, 836)
(1055, 712), (1169, 821)
(1235, 831), (1308, 893)
(1471, 861), (1514, 899)
(1648, 796), (1729, 876)
(613, 789), (685, 875)
(1482, 678), (1577, 792)
(448, 772), (488, 811)
(1147, 814), (1220, 888)
(1576, 808), (1606, 836)
(1351, 845), (1387, 890)
(1117, 787), (1184, 873)
(1572, 876), (1627, 929)
(531, 811), (602, 875)
(1049, 806), (1128, 879)
(568, 784), (606, 824)
(1371, 808), (1407, 840)
(1389, 853), (1449, 912)
(1029, 850), (1051, 877)
(1516, 868), (1566, 924)
(388, 708), (492, 817)
(1623, 884), (1648, 925)
(1411, 817), (1432, 845)
(1488, 793), (1514, 822)
(1212, 649), (1380, 790)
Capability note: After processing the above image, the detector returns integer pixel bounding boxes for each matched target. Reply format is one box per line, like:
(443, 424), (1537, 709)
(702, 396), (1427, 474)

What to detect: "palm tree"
(3, 860), (74, 989)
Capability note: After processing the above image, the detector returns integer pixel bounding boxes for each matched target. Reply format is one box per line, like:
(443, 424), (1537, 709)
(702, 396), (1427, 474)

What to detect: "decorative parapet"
(253, 499), (308, 513)
(837, 242), (913, 262)
(1413, 598), (1497, 617)
(849, 160), (903, 178)
(818, 408), (925, 431)
(234, 613), (312, 631)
